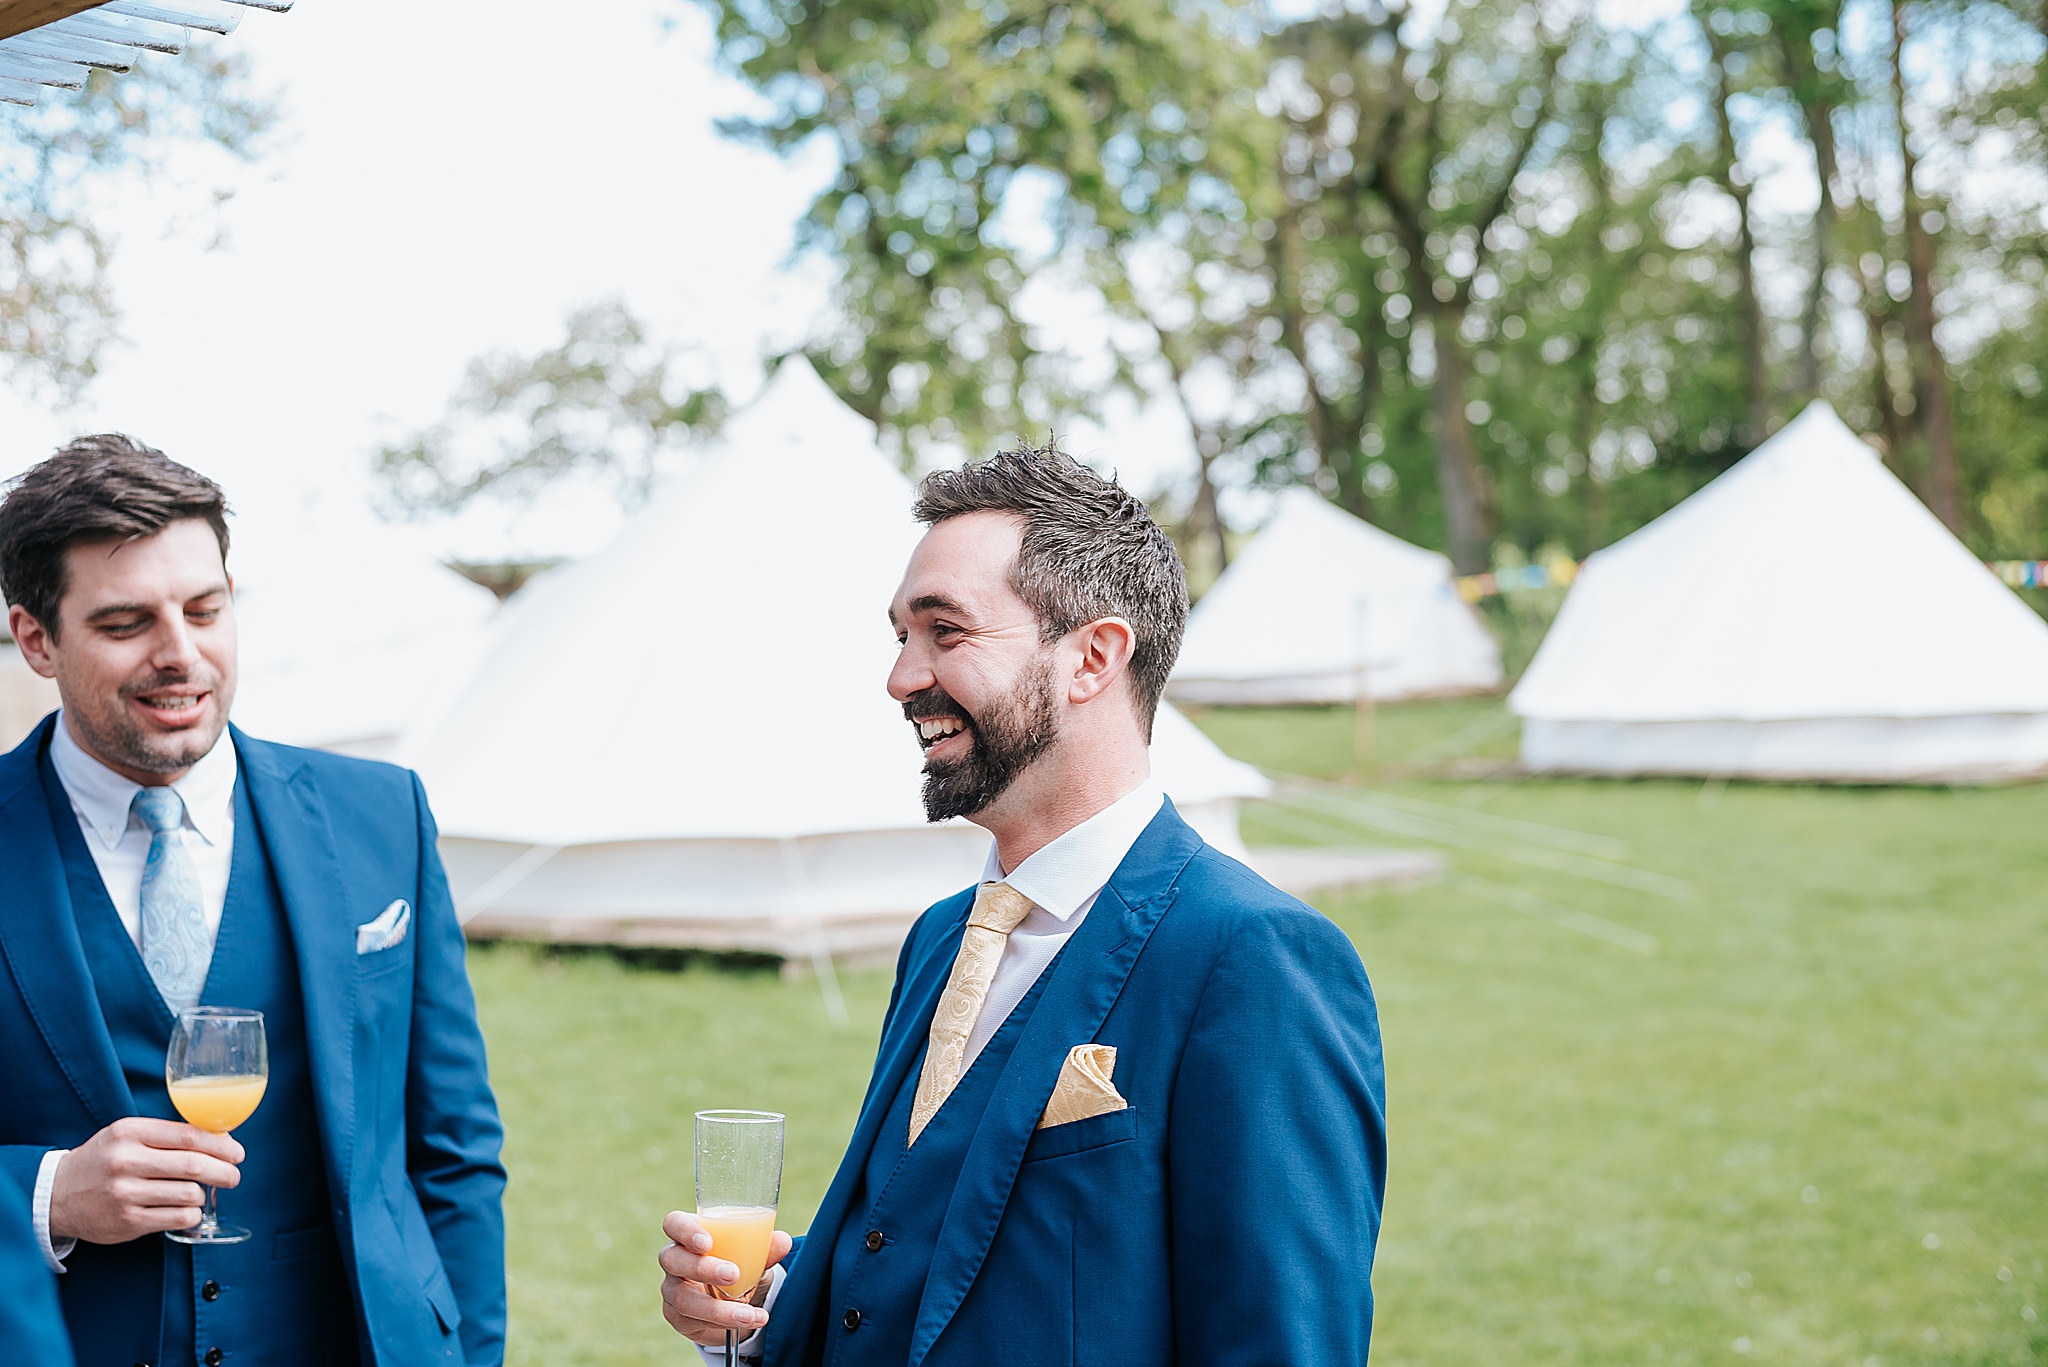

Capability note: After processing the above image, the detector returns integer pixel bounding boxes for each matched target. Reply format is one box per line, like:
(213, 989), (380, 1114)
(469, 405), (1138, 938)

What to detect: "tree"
(389, 0), (2048, 581)
(1699, 3), (1774, 442)
(1888, 0), (1963, 531)
(700, 0), (1598, 573)
(1, 47), (272, 401)
(1294, 1), (1577, 572)
(374, 301), (727, 518)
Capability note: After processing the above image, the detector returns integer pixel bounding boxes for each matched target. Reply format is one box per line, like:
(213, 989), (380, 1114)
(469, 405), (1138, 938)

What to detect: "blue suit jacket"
(0, 1165), (75, 1366)
(766, 801), (1387, 1366)
(0, 716), (507, 1366)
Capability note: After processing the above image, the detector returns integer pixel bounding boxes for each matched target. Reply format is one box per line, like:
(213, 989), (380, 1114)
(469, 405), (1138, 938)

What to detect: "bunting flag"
(1990, 561), (2048, 590)
(1455, 558), (1579, 603)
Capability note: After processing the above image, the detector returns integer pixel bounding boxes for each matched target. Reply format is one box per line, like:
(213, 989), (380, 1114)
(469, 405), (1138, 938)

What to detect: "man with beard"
(657, 443), (1386, 1365)
(0, 436), (505, 1367)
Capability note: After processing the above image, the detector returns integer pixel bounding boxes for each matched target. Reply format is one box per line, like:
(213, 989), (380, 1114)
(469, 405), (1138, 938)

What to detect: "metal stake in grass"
(1352, 598), (1375, 776)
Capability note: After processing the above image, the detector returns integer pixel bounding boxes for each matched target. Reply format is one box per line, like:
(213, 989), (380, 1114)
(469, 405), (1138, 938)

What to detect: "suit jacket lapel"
(0, 715), (131, 1128)
(234, 729), (357, 1200)
(764, 890), (972, 1367)
(909, 804), (1204, 1367)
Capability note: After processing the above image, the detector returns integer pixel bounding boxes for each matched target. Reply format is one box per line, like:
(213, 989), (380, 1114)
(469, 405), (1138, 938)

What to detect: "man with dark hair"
(0, 435), (506, 1367)
(659, 441), (1386, 1365)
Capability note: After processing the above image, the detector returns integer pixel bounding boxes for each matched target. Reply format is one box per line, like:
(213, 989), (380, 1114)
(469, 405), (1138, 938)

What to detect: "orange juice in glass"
(165, 1006), (267, 1245)
(695, 1110), (785, 1367)
(695, 1204), (778, 1300)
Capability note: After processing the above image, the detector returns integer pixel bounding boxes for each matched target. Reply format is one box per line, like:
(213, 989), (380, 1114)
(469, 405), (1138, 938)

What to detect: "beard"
(905, 655), (1061, 823)
(72, 666), (231, 777)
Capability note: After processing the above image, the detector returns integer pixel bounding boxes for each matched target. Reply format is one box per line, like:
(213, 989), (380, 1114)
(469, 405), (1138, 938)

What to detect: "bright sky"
(0, 0), (1758, 582)
(0, 0), (856, 571)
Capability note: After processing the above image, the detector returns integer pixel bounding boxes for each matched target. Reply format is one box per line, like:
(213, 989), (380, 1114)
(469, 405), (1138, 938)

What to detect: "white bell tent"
(1510, 401), (2048, 783)
(1169, 489), (1503, 705)
(399, 359), (1269, 955)
(0, 639), (59, 752)
(230, 508), (502, 759)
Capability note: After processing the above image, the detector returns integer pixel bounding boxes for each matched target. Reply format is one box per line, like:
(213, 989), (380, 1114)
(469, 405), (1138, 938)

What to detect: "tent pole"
(779, 838), (849, 1029)
(1353, 598), (1374, 776)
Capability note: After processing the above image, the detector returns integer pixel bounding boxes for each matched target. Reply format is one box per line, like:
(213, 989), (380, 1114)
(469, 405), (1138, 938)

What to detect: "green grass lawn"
(474, 701), (2048, 1366)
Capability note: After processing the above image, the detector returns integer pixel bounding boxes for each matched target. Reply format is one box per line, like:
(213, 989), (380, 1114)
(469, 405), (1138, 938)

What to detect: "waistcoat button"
(202, 1279), (221, 1301)
(843, 1308), (862, 1330)
(205, 1350), (224, 1367)
(864, 1229), (883, 1252)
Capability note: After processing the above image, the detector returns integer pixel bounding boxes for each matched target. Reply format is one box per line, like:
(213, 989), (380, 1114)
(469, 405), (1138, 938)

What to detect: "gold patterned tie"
(907, 881), (1036, 1145)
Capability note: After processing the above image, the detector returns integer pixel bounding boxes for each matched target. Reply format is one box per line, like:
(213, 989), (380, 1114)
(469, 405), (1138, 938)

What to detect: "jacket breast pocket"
(357, 941), (413, 982)
(1021, 1105), (1137, 1164)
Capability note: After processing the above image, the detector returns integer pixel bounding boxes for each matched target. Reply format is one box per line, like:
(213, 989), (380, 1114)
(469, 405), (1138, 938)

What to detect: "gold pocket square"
(1036, 1043), (1126, 1130)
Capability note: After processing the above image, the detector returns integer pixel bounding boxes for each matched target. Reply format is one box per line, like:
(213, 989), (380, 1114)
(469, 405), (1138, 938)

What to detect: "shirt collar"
(978, 778), (1167, 923)
(49, 711), (239, 851)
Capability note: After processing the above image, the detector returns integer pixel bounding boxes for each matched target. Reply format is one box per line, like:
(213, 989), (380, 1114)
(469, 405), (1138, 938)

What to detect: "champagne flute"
(165, 1006), (267, 1246)
(695, 1109), (783, 1367)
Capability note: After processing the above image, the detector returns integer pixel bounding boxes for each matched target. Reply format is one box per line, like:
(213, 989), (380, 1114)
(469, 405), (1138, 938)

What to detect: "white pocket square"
(356, 899), (412, 955)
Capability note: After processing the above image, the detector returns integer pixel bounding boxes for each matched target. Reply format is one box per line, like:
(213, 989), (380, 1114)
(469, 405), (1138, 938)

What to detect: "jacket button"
(202, 1279), (221, 1301)
(843, 1308), (862, 1330)
(205, 1351), (224, 1367)
(864, 1229), (883, 1252)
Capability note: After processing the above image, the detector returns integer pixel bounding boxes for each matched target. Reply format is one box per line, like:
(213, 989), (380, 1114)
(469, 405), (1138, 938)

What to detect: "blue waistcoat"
(43, 752), (361, 1367)
(817, 964), (1056, 1367)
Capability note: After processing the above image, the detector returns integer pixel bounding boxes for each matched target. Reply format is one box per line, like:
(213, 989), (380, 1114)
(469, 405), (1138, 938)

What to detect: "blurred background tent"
(397, 358), (1276, 961)
(1169, 488), (1503, 706)
(0, 519), (499, 758)
(0, 637), (57, 744)
(1510, 402), (2048, 783)
(228, 513), (502, 759)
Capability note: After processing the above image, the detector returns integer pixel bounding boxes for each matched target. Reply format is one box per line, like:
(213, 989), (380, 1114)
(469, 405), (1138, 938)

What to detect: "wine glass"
(695, 1109), (784, 1367)
(165, 1006), (267, 1246)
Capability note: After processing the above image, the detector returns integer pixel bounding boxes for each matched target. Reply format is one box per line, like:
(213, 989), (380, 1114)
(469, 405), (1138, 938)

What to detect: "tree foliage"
(690, 0), (2048, 566)
(1, 45), (273, 403)
(374, 300), (728, 518)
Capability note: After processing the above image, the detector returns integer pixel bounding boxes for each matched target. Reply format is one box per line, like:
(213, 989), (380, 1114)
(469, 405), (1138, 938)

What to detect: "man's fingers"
(183, 1127), (245, 1164)
(659, 1275), (768, 1340)
(120, 1146), (240, 1189)
(111, 1118), (244, 1163)
(769, 1230), (793, 1264)
(660, 1279), (738, 1347)
(130, 1202), (206, 1234)
(655, 1242), (738, 1287)
(117, 1178), (207, 1210)
(660, 1210), (713, 1254)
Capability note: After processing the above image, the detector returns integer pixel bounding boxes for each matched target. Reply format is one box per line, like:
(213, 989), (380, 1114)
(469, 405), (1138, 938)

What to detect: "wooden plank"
(0, 0), (103, 43)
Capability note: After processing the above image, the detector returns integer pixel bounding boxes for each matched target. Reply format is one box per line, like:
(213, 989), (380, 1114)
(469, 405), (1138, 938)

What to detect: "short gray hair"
(912, 440), (1187, 738)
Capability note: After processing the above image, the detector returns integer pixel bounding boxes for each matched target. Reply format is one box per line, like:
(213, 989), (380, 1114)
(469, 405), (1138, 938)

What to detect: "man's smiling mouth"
(132, 688), (209, 721)
(912, 714), (971, 753)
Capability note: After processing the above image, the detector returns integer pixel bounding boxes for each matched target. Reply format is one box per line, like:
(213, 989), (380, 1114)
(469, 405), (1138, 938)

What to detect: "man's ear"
(7, 604), (58, 679)
(1067, 617), (1137, 706)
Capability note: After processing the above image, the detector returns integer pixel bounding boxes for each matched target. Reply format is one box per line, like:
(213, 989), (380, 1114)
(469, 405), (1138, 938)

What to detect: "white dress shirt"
(48, 712), (238, 946)
(700, 777), (1166, 1364)
(34, 715), (239, 1272)
(961, 778), (1165, 1070)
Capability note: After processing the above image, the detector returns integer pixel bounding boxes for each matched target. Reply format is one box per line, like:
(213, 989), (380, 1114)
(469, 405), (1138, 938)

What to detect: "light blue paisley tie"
(134, 786), (212, 1013)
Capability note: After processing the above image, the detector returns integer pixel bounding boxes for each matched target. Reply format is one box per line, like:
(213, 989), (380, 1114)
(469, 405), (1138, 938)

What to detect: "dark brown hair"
(0, 434), (230, 639)
(913, 439), (1188, 737)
